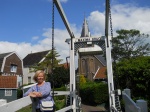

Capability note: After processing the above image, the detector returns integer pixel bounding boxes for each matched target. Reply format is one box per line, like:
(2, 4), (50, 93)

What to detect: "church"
(78, 18), (107, 81)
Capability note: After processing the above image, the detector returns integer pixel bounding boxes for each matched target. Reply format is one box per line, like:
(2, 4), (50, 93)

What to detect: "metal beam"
(54, 0), (75, 39)
(105, 0), (109, 47)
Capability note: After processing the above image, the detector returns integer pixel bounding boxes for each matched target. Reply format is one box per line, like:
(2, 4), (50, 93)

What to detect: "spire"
(81, 17), (90, 37)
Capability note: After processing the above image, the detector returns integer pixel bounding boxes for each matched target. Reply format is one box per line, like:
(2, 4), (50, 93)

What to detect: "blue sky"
(0, 0), (150, 63)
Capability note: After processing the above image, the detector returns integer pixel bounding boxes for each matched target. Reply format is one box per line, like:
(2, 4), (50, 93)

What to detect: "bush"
(17, 89), (23, 99)
(79, 75), (86, 84)
(79, 82), (108, 105)
(53, 86), (67, 110)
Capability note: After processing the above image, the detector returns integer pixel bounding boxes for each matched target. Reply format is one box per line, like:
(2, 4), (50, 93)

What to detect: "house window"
(28, 76), (31, 84)
(10, 64), (17, 73)
(5, 89), (12, 96)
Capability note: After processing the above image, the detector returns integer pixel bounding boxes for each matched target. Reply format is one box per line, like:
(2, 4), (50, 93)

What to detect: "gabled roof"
(0, 52), (13, 71)
(93, 67), (107, 79)
(0, 52), (22, 72)
(23, 50), (50, 67)
(0, 52), (12, 59)
(0, 76), (17, 88)
(94, 55), (106, 66)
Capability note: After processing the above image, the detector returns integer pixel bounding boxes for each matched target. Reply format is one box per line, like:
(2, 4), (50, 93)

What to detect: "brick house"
(0, 51), (23, 87)
(0, 76), (17, 102)
(0, 52), (23, 102)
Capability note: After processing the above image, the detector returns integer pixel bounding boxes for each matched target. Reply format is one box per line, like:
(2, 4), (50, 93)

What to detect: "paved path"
(81, 104), (107, 112)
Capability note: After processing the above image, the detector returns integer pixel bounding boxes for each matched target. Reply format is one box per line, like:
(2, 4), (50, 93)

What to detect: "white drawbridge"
(54, 0), (122, 112)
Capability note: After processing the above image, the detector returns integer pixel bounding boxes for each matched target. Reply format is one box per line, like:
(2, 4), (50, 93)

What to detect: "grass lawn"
(16, 105), (32, 112)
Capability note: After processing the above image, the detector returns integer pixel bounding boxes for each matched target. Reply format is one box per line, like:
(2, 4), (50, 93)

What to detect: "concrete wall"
(23, 67), (35, 85)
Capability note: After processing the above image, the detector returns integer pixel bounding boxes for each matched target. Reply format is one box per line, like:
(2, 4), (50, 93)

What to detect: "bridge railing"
(0, 83), (75, 112)
(122, 89), (148, 112)
(0, 91), (73, 112)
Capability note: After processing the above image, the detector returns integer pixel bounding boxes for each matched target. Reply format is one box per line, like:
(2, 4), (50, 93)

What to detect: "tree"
(48, 66), (70, 88)
(111, 29), (150, 89)
(112, 29), (150, 61)
(31, 48), (62, 73)
(115, 56), (150, 109)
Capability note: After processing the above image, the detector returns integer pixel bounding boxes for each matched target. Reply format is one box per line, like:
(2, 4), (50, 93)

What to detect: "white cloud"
(111, 4), (150, 34)
(88, 11), (105, 36)
(32, 36), (39, 40)
(41, 28), (70, 61)
(87, 3), (150, 43)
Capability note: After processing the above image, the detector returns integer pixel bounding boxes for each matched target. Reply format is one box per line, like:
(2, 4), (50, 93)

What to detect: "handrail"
(0, 96), (34, 112)
(0, 91), (72, 112)
(23, 83), (37, 89)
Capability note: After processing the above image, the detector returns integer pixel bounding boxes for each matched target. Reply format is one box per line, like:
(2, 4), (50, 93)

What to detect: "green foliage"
(16, 105), (32, 112)
(30, 48), (62, 73)
(54, 98), (66, 111)
(47, 66), (70, 88)
(116, 56), (150, 110)
(112, 29), (150, 61)
(54, 86), (66, 91)
(79, 75), (86, 85)
(17, 89), (23, 99)
(79, 82), (108, 105)
(53, 86), (67, 110)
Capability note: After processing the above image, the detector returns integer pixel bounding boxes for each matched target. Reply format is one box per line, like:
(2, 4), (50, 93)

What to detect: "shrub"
(79, 75), (86, 85)
(17, 89), (23, 99)
(79, 82), (108, 105)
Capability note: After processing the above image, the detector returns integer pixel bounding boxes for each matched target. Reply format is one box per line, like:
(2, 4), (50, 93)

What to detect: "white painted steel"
(70, 38), (76, 112)
(23, 83), (37, 89)
(105, 36), (116, 111)
(53, 91), (70, 96)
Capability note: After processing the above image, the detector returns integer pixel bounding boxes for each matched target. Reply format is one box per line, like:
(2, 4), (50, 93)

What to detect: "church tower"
(78, 18), (95, 81)
(78, 18), (106, 81)
(81, 18), (90, 37)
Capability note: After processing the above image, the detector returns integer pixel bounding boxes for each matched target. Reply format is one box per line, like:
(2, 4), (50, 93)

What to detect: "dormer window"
(10, 64), (17, 73)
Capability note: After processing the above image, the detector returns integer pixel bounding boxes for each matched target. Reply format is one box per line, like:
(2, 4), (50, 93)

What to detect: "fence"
(0, 91), (74, 112)
(122, 89), (148, 112)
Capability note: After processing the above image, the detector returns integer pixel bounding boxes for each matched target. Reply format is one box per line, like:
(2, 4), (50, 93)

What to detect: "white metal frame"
(54, 0), (118, 111)
(69, 36), (116, 112)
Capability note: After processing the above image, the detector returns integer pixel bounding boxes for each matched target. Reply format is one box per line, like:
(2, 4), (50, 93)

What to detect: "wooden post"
(136, 100), (148, 112)
(124, 88), (131, 98)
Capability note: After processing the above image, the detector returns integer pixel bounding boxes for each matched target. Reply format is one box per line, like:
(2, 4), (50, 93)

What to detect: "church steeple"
(80, 18), (90, 37)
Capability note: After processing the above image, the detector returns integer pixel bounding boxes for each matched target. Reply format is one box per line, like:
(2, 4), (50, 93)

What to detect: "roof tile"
(0, 76), (17, 88)
(94, 67), (107, 79)
(23, 50), (50, 67)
